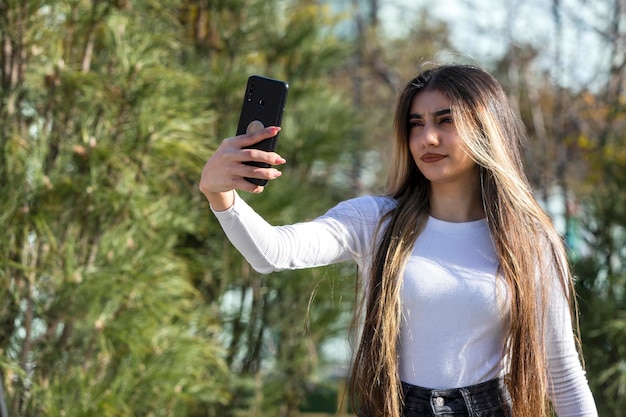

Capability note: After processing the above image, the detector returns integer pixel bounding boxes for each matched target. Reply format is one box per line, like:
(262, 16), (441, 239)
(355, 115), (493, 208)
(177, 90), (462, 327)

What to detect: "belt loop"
(429, 392), (437, 416)
(459, 387), (475, 416)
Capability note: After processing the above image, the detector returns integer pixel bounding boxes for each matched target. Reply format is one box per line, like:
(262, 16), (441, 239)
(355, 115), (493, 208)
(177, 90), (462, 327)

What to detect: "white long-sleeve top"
(212, 191), (598, 416)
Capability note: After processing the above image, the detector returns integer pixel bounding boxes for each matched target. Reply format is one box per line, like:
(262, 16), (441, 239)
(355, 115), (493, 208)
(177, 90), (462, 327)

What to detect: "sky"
(374, 0), (609, 91)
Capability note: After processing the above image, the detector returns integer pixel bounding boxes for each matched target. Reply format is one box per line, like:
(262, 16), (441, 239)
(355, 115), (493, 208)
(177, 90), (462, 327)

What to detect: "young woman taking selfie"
(200, 64), (598, 417)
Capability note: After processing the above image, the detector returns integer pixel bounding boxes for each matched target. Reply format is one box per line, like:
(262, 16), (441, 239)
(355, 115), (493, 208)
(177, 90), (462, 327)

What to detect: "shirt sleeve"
(544, 255), (598, 416)
(211, 191), (388, 274)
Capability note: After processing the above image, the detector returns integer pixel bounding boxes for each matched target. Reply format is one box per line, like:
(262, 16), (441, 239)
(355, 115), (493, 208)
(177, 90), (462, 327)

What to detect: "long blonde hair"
(349, 64), (579, 417)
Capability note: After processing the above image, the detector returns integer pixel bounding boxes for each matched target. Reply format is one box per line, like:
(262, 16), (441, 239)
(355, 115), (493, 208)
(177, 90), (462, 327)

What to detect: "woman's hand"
(199, 126), (286, 211)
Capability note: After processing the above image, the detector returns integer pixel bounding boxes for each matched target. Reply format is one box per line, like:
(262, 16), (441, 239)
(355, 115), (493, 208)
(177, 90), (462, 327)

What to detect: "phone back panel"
(237, 75), (288, 186)
(237, 75), (288, 152)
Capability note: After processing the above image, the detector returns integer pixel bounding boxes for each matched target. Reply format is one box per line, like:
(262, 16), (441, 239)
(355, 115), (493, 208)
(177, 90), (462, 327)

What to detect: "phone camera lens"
(258, 98), (266, 109)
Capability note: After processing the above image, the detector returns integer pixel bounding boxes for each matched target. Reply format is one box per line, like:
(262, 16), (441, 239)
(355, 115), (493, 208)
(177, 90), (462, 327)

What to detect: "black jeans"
(401, 377), (512, 417)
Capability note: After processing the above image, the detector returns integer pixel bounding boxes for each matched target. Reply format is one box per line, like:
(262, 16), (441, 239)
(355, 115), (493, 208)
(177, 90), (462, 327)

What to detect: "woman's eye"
(408, 120), (423, 128)
(440, 117), (453, 124)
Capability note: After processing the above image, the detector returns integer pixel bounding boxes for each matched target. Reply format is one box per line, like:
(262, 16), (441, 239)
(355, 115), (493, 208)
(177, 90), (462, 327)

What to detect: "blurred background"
(0, 0), (624, 416)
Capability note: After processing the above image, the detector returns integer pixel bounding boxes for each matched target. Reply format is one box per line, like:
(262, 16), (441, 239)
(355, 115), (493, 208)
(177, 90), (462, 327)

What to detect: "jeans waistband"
(401, 377), (512, 416)
(401, 377), (507, 399)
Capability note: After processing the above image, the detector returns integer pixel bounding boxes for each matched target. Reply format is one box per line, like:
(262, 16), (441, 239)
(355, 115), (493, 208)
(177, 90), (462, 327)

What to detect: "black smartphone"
(236, 75), (289, 186)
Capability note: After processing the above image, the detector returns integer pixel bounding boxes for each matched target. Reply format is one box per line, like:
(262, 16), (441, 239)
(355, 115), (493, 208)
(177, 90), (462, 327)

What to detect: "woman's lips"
(421, 153), (445, 163)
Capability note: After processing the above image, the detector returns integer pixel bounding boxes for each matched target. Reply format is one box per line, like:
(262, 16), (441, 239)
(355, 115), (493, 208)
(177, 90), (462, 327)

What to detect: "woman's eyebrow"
(408, 108), (451, 119)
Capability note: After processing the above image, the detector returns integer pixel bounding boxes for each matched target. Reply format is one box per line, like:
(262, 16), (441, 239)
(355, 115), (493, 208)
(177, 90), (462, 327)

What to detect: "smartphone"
(236, 75), (289, 186)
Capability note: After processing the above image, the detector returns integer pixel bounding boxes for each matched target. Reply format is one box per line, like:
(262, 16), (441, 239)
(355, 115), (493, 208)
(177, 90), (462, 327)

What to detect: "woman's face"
(408, 89), (478, 188)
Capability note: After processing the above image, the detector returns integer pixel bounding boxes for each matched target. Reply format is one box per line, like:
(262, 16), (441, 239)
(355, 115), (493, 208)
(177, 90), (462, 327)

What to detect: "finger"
(231, 177), (266, 194)
(240, 148), (286, 165)
(228, 126), (281, 148)
(269, 152), (287, 165)
(238, 164), (283, 181)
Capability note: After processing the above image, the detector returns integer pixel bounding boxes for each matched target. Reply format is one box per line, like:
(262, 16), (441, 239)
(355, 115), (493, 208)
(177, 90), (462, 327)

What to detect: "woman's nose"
(420, 124), (439, 148)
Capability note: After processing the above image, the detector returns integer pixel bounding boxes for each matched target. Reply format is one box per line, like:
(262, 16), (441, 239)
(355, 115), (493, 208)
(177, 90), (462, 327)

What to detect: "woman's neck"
(429, 182), (484, 223)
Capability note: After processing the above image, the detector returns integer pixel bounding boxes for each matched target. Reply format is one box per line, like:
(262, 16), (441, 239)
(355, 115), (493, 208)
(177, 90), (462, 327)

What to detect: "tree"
(2, 0), (366, 416)
(0, 1), (229, 415)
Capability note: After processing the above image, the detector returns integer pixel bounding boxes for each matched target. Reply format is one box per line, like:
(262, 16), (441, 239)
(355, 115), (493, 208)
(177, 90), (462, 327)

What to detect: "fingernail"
(275, 156), (286, 164)
(273, 170), (282, 178)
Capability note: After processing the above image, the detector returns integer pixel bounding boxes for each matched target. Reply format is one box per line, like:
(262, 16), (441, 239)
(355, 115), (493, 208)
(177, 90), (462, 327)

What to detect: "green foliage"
(0, 0), (227, 415)
(0, 0), (361, 416)
(573, 147), (626, 415)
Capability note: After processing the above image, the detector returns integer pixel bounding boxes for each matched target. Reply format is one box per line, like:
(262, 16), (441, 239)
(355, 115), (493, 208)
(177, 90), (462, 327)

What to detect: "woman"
(200, 64), (598, 417)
